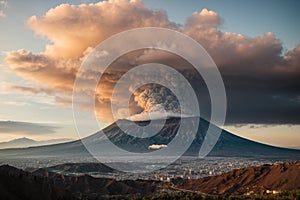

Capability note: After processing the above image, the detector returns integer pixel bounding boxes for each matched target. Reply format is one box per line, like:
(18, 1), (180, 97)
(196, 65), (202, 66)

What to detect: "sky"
(0, 0), (299, 149)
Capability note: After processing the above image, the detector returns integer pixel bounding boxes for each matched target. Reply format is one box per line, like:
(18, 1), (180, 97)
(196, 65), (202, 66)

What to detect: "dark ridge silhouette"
(0, 165), (160, 200)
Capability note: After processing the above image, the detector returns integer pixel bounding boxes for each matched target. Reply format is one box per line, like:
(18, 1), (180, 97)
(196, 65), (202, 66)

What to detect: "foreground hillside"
(174, 161), (300, 195)
(0, 161), (300, 199)
(138, 190), (300, 200)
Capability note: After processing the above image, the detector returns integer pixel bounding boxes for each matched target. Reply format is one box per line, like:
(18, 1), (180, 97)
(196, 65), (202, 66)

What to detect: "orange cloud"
(6, 49), (77, 95)
(27, 0), (176, 59)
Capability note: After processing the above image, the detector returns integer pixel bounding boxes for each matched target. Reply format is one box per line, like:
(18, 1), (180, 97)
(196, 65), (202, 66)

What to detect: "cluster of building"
(90, 157), (281, 181)
(0, 156), (284, 181)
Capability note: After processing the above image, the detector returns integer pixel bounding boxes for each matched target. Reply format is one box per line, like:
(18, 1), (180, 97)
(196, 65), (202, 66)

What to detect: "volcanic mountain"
(0, 117), (300, 159)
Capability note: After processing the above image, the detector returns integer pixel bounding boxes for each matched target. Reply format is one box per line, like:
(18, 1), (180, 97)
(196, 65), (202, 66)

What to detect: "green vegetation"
(131, 190), (300, 200)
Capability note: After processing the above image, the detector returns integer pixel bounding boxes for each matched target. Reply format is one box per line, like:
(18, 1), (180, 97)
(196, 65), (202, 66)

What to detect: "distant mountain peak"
(0, 137), (72, 150)
(10, 137), (37, 143)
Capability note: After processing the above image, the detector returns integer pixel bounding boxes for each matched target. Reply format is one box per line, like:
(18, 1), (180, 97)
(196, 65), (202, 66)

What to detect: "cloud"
(0, 0), (8, 7)
(0, 121), (60, 136)
(148, 144), (167, 150)
(186, 9), (221, 28)
(1, 101), (31, 106)
(128, 111), (187, 121)
(0, 11), (4, 18)
(5, 85), (55, 95)
(26, 0), (176, 59)
(5, 50), (77, 95)
(133, 85), (180, 113)
(4, 1), (300, 124)
(0, 0), (8, 18)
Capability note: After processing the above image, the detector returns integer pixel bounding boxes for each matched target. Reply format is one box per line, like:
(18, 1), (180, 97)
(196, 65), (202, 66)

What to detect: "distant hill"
(174, 161), (300, 195)
(0, 137), (37, 149)
(0, 117), (300, 159)
(0, 137), (72, 149)
(40, 162), (117, 174)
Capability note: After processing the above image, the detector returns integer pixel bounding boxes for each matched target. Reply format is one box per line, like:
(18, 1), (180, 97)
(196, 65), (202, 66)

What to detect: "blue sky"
(0, 0), (299, 148)
(145, 0), (300, 51)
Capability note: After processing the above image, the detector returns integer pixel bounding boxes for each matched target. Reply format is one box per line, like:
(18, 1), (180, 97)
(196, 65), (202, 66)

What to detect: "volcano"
(0, 117), (299, 159)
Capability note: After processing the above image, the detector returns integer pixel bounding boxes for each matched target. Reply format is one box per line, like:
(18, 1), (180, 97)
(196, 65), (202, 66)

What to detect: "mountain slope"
(174, 161), (300, 195)
(0, 117), (299, 159)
